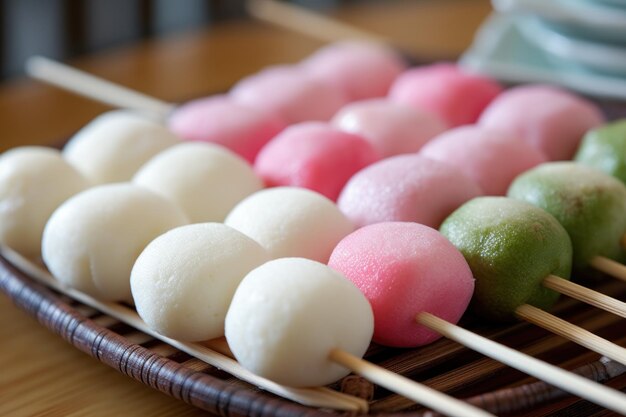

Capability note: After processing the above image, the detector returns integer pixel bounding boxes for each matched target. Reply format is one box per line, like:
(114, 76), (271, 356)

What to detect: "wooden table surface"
(0, 1), (492, 416)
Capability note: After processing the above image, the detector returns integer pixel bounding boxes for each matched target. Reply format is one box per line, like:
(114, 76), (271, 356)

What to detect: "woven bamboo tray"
(1, 244), (626, 417)
(2, 100), (626, 417)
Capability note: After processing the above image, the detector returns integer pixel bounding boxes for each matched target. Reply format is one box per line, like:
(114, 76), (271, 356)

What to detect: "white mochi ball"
(131, 223), (270, 341)
(225, 258), (374, 387)
(63, 111), (180, 184)
(0, 147), (89, 257)
(42, 183), (188, 301)
(224, 187), (353, 262)
(133, 142), (262, 223)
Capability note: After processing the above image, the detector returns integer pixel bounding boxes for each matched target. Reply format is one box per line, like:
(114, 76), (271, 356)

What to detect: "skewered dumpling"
(63, 110), (179, 184)
(0, 147), (89, 257)
(225, 257), (374, 387)
(508, 162), (626, 269)
(440, 197), (572, 321)
(42, 183), (188, 301)
(131, 223), (270, 341)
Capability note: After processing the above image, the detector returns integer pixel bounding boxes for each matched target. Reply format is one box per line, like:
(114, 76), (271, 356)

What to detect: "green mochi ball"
(508, 162), (626, 269)
(575, 120), (626, 185)
(440, 197), (572, 322)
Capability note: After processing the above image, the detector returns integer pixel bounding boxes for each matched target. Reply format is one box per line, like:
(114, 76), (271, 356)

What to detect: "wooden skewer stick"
(590, 256), (626, 283)
(4, 249), (496, 417)
(418, 313), (626, 415)
(515, 304), (626, 365)
(542, 274), (626, 318)
(1, 248), (366, 412)
(25, 56), (174, 119)
(246, 0), (388, 45)
(206, 326), (493, 416)
(328, 349), (493, 417)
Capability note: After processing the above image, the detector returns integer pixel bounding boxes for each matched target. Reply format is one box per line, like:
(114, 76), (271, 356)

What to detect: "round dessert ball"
(338, 154), (483, 229)
(479, 85), (605, 161)
(225, 257), (374, 387)
(167, 95), (286, 163)
(225, 187), (353, 263)
(133, 142), (262, 223)
(131, 223), (270, 341)
(63, 110), (180, 184)
(331, 99), (448, 158)
(230, 65), (348, 124)
(329, 222), (474, 347)
(388, 63), (502, 127)
(440, 197), (573, 321)
(301, 41), (407, 101)
(575, 119), (626, 184)
(42, 184), (188, 301)
(254, 122), (379, 201)
(508, 162), (626, 269)
(419, 126), (547, 195)
(0, 147), (89, 257)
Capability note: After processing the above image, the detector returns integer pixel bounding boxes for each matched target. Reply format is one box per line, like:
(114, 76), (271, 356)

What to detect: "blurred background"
(1, 0), (372, 80)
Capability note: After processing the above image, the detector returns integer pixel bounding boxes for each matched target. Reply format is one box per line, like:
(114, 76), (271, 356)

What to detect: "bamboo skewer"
(542, 274), (626, 318)
(590, 256), (626, 283)
(10, 248), (625, 414)
(3, 249), (496, 417)
(515, 304), (626, 365)
(1, 248), (366, 413)
(417, 313), (626, 415)
(329, 349), (493, 417)
(25, 56), (174, 118)
(246, 0), (388, 45)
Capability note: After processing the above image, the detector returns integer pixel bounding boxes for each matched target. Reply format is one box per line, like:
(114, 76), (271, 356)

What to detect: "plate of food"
(2, 39), (626, 417)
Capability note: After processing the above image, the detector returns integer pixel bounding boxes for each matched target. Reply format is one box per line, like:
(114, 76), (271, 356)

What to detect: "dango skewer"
(338, 154), (626, 319)
(127, 223), (494, 417)
(509, 162), (626, 285)
(328, 220), (626, 414)
(0, 247), (367, 412)
(438, 198), (626, 360)
(4, 165), (624, 414)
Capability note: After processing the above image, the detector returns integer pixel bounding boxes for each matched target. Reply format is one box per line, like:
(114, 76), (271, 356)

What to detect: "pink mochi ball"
(255, 122), (380, 201)
(479, 85), (605, 160)
(230, 65), (349, 124)
(420, 126), (547, 195)
(338, 154), (482, 228)
(167, 95), (286, 163)
(388, 63), (502, 127)
(329, 222), (475, 347)
(332, 99), (448, 158)
(301, 41), (407, 101)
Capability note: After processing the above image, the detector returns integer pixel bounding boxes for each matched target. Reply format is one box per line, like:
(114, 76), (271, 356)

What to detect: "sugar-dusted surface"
(167, 95), (286, 163)
(133, 142), (262, 223)
(329, 222), (474, 347)
(63, 111), (180, 184)
(301, 41), (407, 101)
(388, 63), (502, 127)
(332, 99), (447, 158)
(255, 122), (380, 201)
(479, 85), (605, 161)
(338, 154), (482, 228)
(420, 125), (546, 195)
